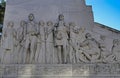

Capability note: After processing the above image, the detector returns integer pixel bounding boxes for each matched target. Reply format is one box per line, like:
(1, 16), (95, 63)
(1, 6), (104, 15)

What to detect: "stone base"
(0, 64), (120, 78)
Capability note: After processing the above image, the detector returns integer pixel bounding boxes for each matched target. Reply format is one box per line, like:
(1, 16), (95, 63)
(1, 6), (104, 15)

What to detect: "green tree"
(0, 0), (6, 32)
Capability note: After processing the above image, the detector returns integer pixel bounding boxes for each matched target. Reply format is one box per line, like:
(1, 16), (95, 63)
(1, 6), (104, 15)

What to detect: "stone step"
(0, 64), (120, 78)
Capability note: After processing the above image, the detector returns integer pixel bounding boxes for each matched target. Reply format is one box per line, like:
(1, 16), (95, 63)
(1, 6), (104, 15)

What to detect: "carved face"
(20, 21), (26, 27)
(73, 27), (79, 34)
(28, 13), (34, 21)
(85, 33), (92, 39)
(7, 21), (14, 28)
(113, 39), (119, 45)
(100, 35), (105, 40)
(39, 21), (45, 26)
(69, 22), (76, 27)
(59, 14), (64, 21)
(47, 21), (53, 26)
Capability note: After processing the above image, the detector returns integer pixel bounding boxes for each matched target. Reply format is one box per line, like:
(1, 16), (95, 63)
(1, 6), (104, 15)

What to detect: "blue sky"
(86, 0), (120, 30)
(0, 0), (120, 30)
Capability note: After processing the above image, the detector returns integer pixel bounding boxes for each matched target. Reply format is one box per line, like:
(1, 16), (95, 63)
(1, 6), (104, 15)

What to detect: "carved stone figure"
(2, 22), (16, 51)
(15, 20), (27, 63)
(35, 20), (45, 63)
(79, 33), (101, 63)
(2, 21), (17, 63)
(99, 35), (113, 63)
(45, 21), (54, 64)
(53, 14), (69, 64)
(69, 22), (85, 63)
(111, 39), (120, 62)
(100, 39), (120, 63)
(24, 13), (38, 63)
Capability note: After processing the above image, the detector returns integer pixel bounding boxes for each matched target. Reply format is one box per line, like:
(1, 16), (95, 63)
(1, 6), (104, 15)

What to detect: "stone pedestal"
(0, 64), (120, 78)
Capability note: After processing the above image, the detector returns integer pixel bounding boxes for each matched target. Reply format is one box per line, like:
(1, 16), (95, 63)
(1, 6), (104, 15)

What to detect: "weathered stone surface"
(0, 64), (120, 77)
(0, 0), (120, 78)
(1, 13), (120, 64)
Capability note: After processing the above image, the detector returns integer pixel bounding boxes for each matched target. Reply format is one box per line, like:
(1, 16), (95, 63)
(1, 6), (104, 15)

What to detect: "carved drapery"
(1, 14), (120, 64)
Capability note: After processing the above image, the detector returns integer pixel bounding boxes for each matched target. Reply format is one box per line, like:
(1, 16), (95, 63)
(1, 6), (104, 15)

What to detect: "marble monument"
(0, 0), (120, 78)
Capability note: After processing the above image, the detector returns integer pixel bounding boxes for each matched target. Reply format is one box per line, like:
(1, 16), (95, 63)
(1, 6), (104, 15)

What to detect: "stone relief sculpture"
(35, 20), (45, 63)
(2, 21), (17, 63)
(46, 21), (54, 64)
(69, 22), (85, 63)
(99, 35), (114, 63)
(2, 13), (120, 64)
(15, 20), (27, 64)
(98, 39), (120, 63)
(24, 13), (38, 63)
(2, 21), (16, 51)
(53, 14), (69, 64)
(79, 33), (101, 63)
(111, 39), (120, 62)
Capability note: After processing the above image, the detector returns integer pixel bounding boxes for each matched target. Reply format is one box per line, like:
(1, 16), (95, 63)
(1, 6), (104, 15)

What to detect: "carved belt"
(27, 33), (36, 36)
(31, 34), (36, 36)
